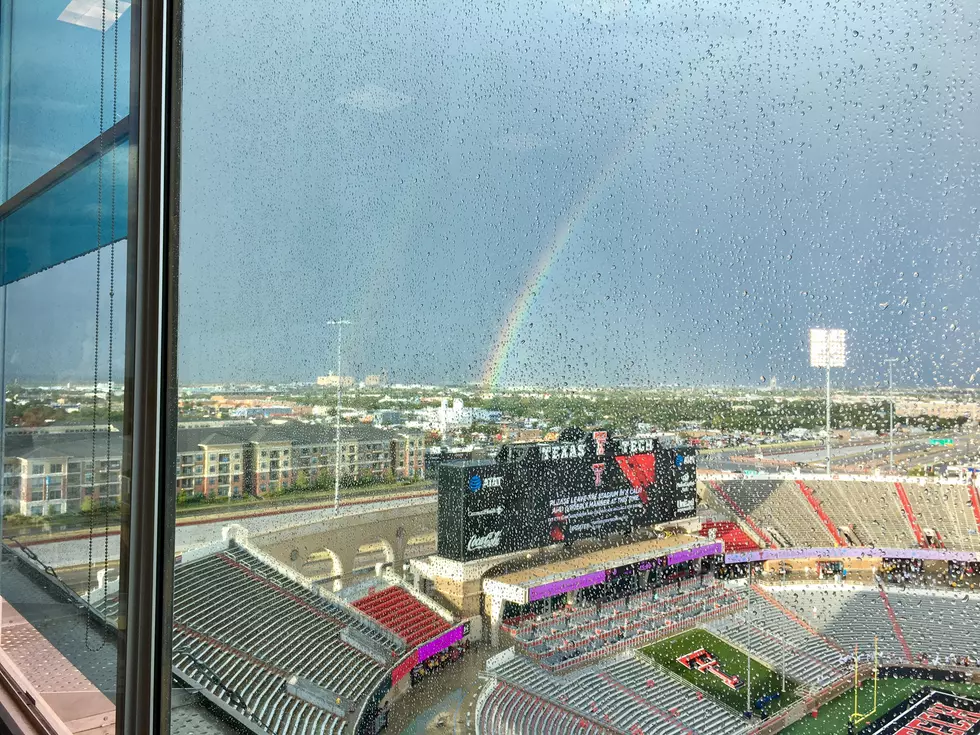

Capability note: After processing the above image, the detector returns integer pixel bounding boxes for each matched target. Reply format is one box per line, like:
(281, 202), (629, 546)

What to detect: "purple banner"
(527, 569), (607, 602)
(724, 547), (980, 564)
(417, 624), (466, 663)
(667, 541), (724, 566)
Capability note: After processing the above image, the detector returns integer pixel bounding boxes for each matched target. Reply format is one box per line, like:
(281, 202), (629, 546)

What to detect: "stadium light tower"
(327, 319), (351, 515)
(810, 329), (847, 474)
(885, 359), (899, 473)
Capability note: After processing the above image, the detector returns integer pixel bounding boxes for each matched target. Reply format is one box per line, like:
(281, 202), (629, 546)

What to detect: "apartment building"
(4, 423), (424, 516)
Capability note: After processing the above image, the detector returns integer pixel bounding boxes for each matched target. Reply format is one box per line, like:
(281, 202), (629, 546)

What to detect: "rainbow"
(480, 61), (709, 388)
(479, 151), (627, 388)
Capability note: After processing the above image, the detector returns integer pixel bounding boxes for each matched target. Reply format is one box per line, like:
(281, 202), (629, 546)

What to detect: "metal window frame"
(117, 0), (182, 733)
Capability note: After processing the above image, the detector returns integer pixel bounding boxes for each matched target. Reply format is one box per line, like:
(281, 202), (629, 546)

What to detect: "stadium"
(12, 428), (978, 735)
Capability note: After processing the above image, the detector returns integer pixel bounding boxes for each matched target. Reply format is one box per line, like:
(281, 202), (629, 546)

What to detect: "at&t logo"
(468, 475), (502, 492)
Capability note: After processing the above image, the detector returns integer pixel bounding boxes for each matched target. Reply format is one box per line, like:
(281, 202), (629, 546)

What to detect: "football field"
(781, 678), (980, 734)
(639, 628), (800, 715)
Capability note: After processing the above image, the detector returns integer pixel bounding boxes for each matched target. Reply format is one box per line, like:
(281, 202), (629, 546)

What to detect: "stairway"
(969, 482), (980, 537)
(795, 480), (846, 547)
(893, 482), (927, 548)
(876, 584), (914, 663)
(707, 481), (776, 549)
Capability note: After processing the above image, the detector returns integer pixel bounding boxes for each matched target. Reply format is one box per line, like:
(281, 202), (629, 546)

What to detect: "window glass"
(0, 0), (130, 710)
(4, 0), (131, 192)
(172, 0), (979, 733)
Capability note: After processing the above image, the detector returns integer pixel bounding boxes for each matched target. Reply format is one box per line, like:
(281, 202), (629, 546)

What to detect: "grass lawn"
(640, 628), (800, 715)
(781, 678), (980, 734)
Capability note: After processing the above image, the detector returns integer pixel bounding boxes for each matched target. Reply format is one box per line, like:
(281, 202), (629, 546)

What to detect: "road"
(9, 494), (436, 570)
(4, 482), (436, 541)
(700, 434), (980, 474)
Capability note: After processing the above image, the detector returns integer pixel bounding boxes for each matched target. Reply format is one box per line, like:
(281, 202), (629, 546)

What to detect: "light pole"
(327, 319), (351, 515)
(826, 364), (831, 474)
(885, 359), (899, 473)
(746, 563), (752, 714)
(810, 329), (846, 476)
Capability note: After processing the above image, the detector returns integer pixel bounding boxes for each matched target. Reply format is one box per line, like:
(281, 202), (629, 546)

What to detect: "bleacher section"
(766, 584), (980, 666)
(478, 681), (616, 734)
(481, 650), (751, 735)
(510, 581), (745, 672)
(480, 579), (980, 734)
(880, 589), (980, 663)
(706, 587), (848, 691)
(706, 477), (980, 550)
(352, 585), (451, 647)
(699, 521), (760, 552)
(810, 481), (915, 547)
(766, 585), (906, 663)
(708, 479), (835, 547)
(172, 544), (402, 735)
(902, 482), (980, 551)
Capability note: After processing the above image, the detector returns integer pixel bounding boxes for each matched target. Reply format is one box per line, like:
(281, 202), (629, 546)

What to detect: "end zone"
(862, 689), (980, 735)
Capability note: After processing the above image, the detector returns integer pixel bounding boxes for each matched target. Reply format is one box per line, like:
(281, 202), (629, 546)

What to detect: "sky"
(4, 0), (980, 389)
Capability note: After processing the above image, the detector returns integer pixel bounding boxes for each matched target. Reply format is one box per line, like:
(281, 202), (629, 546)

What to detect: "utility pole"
(885, 359), (899, 473)
(327, 319), (350, 515)
(746, 564), (752, 715)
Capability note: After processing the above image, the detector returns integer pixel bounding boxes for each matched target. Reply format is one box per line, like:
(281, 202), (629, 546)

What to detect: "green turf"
(639, 629), (800, 715)
(780, 678), (980, 734)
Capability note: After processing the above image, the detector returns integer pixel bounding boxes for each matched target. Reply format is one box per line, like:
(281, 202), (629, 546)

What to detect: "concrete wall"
(250, 499), (436, 590)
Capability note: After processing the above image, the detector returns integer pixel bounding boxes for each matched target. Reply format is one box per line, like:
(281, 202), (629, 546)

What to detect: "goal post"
(850, 636), (880, 727)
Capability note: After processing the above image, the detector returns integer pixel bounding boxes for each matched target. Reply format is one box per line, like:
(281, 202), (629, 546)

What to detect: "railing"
(747, 667), (867, 735)
(795, 480), (846, 547)
(876, 582), (914, 663)
(708, 480), (777, 548)
(173, 647), (271, 734)
(520, 588), (742, 659)
(894, 481), (927, 548)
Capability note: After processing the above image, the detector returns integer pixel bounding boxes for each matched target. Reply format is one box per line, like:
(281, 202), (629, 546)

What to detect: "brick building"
(3, 423), (424, 516)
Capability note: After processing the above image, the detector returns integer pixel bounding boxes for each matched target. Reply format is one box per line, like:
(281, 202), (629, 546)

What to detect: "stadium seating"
(699, 521), (760, 552)
(884, 589), (980, 663)
(512, 581), (744, 671)
(172, 544), (400, 735)
(482, 651), (750, 735)
(769, 584), (980, 665)
(352, 585), (451, 647)
(480, 582), (980, 735)
(708, 479), (837, 547)
(479, 682), (614, 734)
(811, 481), (916, 548)
(706, 588), (849, 691)
(901, 482), (980, 551)
(705, 478), (980, 550)
(766, 585), (912, 664)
